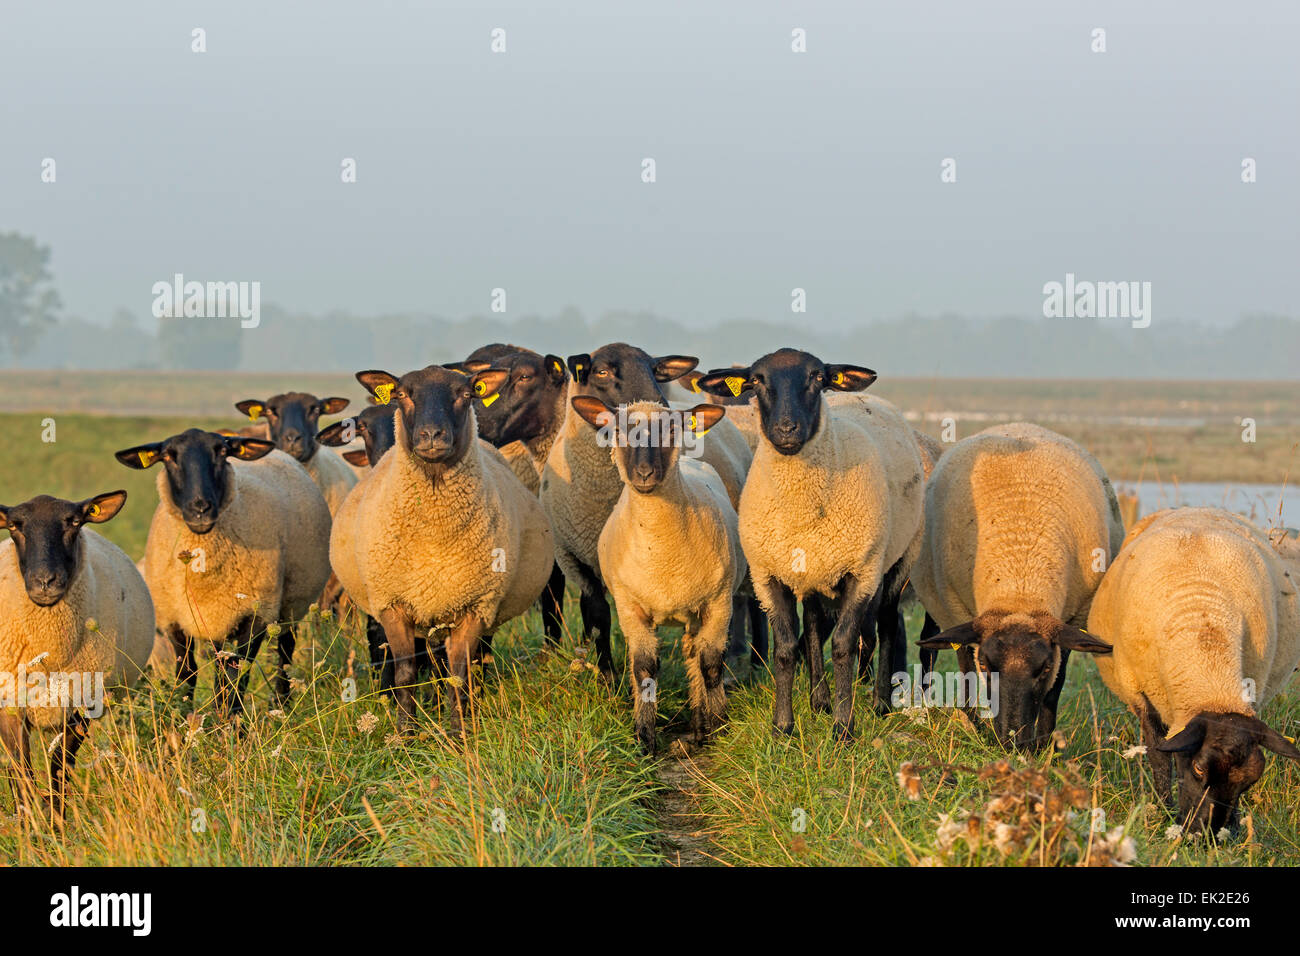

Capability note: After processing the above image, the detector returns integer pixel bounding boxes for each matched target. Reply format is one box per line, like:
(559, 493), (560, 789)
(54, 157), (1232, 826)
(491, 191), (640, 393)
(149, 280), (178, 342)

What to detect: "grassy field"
(1, 399), (1298, 866)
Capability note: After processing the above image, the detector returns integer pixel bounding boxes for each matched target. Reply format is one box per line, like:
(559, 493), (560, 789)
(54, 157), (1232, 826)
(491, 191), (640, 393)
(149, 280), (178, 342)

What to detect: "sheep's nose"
(774, 419), (798, 438)
(189, 499), (212, 516)
(281, 431), (304, 452)
(417, 426), (448, 446)
(32, 571), (57, 589)
(634, 463), (655, 481)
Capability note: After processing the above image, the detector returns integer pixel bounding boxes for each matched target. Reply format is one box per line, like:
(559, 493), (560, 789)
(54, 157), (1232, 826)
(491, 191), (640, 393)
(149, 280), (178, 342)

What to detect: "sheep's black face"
(356, 366), (510, 468)
(0, 492), (127, 606)
(567, 343), (697, 409)
(453, 346), (568, 448)
(317, 405), (397, 469)
(114, 429), (276, 534)
(1158, 713), (1300, 835)
(695, 350), (876, 456)
(971, 628), (1058, 750)
(235, 392), (350, 464)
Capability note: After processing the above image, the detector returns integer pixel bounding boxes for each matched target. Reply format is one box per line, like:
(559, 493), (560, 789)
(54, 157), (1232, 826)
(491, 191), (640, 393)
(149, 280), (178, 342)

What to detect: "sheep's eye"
(516, 373), (531, 383)
(8, 522), (22, 534)
(595, 368), (610, 378)
(217, 445), (229, 457)
(1192, 761), (1207, 779)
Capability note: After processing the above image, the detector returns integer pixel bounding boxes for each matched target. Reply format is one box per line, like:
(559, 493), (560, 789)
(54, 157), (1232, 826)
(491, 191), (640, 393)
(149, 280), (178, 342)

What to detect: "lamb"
(696, 350), (926, 739)
(571, 398), (745, 754)
(913, 422), (1122, 749)
(115, 430), (332, 717)
(0, 491), (154, 816)
(1087, 507), (1300, 833)
(329, 365), (554, 732)
(234, 391), (358, 516)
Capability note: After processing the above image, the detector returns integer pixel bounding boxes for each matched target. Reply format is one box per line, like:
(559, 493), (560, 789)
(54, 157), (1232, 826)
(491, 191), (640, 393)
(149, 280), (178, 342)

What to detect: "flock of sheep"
(1, 343), (1297, 837)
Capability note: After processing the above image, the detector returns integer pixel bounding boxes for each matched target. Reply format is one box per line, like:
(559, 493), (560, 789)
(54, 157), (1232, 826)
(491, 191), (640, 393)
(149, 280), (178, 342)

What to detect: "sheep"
(329, 365), (554, 732)
(0, 491), (153, 816)
(1087, 507), (1300, 833)
(234, 392), (358, 516)
(571, 397), (745, 754)
(912, 422), (1122, 750)
(680, 369), (761, 452)
(448, 345), (571, 647)
(539, 343), (740, 678)
(696, 350), (926, 739)
(317, 402), (398, 470)
(114, 430), (332, 718)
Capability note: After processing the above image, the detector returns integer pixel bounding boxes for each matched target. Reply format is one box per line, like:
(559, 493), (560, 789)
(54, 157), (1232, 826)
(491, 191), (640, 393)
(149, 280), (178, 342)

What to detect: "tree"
(0, 232), (61, 361)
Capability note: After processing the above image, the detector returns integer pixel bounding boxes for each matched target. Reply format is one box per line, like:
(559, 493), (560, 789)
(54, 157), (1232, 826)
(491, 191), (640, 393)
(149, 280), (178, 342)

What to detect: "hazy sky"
(4, 0), (1298, 331)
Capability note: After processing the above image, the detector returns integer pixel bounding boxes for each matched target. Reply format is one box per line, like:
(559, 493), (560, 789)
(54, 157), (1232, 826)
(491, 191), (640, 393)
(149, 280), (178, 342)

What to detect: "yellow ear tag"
(246, 404), (262, 421)
(482, 392), (499, 407)
(724, 376), (746, 397)
(553, 360), (564, 377)
(474, 381), (499, 407)
(374, 383), (394, 405)
(88, 503), (101, 517)
(688, 414), (711, 437)
(833, 372), (846, 387)
(949, 642), (962, 651)
(690, 378), (701, 393)
(137, 450), (156, 467)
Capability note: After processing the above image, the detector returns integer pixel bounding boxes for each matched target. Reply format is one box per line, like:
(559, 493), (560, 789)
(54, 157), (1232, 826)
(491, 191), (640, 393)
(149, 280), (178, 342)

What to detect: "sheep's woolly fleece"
(0, 530), (154, 728)
(740, 391), (924, 608)
(912, 422), (1125, 631)
(303, 444), (359, 517)
(1089, 507), (1300, 735)
(143, 450), (332, 643)
(330, 412), (553, 631)
(598, 402), (748, 632)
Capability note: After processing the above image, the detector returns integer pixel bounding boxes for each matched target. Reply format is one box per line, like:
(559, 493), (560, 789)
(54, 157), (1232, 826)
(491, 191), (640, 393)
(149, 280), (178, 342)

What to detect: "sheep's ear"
(652, 355), (699, 383)
(1254, 720), (1300, 763)
(471, 369), (510, 406)
(214, 428), (240, 437)
(234, 399), (267, 420)
(356, 370), (400, 405)
(917, 620), (981, 650)
(225, 437), (276, 461)
(684, 403), (726, 435)
(342, 449), (370, 467)
(1157, 717), (1207, 754)
(543, 354), (568, 385)
(567, 354), (592, 385)
(825, 364), (877, 392)
(319, 397), (350, 415)
(80, 490), (127, 524)
(1051, 623), (1112, 655)
(570, 396), (615, 430)
(317, 419), (355, 446)
(445, 359), (492, 375)
(115, 442), (165, 470)
(681, 371), (706, 394)
(695, 368), (752, 399)
(0, 505), (10, 530)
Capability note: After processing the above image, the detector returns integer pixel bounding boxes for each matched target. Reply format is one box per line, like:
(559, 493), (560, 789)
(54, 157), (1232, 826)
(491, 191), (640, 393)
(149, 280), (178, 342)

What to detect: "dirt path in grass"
(656, 737), (719, 867)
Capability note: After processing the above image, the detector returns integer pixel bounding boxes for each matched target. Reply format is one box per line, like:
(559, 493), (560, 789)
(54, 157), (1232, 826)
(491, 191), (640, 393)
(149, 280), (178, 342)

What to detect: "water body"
(1118, 482), (1299, 531)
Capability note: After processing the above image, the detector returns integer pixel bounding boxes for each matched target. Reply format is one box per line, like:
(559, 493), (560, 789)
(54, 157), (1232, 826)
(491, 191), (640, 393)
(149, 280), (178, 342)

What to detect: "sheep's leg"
(622, 606), (659, 754)
(366, 617), (394, 692)
(697, 602), (730, 740)
(747, 597), (768, 670)
(46, 710), (90, 821)
(872, 595), (906, 714)
(167, 624), (198, 707)
(834, 577), (880, 737)
(766, 579), (799, 736)
(1034, 647), (1071, 749)
(801, 598), (832, 714)
(1138, 696), (1173, 809)
(217, 615), (263, 721)
(723, 594), (749, 684)
(541, 563), (567, 647)
(377, 607), (421, 731)
(0, 710), (33, 812)
(918, 613), (940, 683)
(444, 617), (487, 738)
(575, 563), (614, 680)
(273, 624), (296, 706)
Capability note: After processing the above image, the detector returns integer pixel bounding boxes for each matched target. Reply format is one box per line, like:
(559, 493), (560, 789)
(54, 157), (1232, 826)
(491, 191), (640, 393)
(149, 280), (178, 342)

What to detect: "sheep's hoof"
(871, 696), (892, 718)
(772, 720), (796, 738)
(810, 689), (832, 714)
(833, 720), (855, 743)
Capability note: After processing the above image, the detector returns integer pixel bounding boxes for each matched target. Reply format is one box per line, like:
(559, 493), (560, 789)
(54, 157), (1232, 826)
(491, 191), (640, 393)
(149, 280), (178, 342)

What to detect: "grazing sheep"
(696, 350), (925, 739)
(572, 398), (745, 753)
(234, 392), (358, 516)
(0, 491), (153, 815)
(913, 422), (1122, 750)
(539, 343), (702, 676)
(115, 431), (332, 717)
(329, 365), (554, 732)
(1088, 507), (1300, 833)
